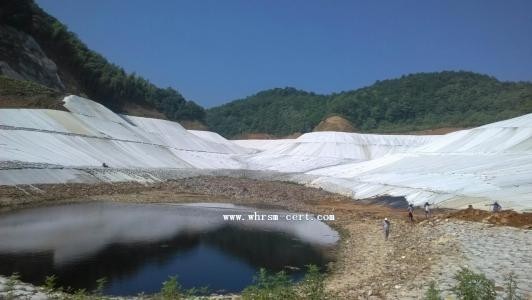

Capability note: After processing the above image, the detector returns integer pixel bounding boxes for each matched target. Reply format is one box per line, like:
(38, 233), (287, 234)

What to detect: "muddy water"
(0, 202), (338, 295)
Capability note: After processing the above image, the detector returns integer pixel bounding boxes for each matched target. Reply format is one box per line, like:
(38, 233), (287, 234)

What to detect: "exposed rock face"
(0, 25), (64, 90)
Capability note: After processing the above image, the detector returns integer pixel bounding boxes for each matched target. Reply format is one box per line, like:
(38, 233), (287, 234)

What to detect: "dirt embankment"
(445, 207), (532, 229)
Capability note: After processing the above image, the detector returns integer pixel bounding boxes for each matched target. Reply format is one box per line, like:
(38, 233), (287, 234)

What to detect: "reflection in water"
(0, 202), (338, 295)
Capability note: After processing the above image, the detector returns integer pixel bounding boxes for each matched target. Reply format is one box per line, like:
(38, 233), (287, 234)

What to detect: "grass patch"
(0, 75), (65, 109)
(3, 265), (525, 299)
(424, 281), (442, 300)
(452, 267), (496, 300)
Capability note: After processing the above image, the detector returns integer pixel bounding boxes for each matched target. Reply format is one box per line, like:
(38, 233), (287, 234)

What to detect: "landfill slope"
(1, 95), (531, 211)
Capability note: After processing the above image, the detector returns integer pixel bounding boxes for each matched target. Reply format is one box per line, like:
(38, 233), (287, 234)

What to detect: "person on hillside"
(383, 218), (391, 240)
(424, 202), (432, 219)
(408, 204), (415, 224)
(492, 201), (502, 213)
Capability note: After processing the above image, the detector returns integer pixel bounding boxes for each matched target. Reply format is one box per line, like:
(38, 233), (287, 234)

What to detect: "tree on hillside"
(0, 0), (205, 122)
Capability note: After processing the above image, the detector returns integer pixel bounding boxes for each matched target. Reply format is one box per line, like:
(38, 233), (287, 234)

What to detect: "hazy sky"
(36, 0), (532, 107)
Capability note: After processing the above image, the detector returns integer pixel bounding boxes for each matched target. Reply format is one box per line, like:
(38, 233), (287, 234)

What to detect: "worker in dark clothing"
(492, 201), (502, 213)
(408, 203), (414, 224)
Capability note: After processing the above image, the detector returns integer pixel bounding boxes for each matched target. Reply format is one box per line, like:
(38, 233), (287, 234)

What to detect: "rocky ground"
(0, 276), (49, 300)
(0, 176), (531, 299)
(428, 221), (532, 299)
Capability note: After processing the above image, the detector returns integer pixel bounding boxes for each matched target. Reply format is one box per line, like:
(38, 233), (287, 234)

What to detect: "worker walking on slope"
(383, 218), (391, 241)
(407, 203), (415, 224)
(424, 202), (432, 219)
(492, 201), (502, 213)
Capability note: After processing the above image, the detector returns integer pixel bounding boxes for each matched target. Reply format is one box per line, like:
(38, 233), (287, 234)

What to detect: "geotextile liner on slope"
(1, 95), (532, 211)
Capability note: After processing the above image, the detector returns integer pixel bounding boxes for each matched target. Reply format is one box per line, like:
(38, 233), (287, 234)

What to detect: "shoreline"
(1, 176), (531, 299)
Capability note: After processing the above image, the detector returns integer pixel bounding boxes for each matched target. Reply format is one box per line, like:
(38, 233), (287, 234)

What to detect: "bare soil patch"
(313, 115), (356, 132)
(445, 207), (532, 228)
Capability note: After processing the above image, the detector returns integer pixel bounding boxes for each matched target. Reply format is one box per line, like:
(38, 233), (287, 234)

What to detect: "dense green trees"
(1, 0), (205, 121)
(206, 88), (328, 137)
(328, 71), (532, 132)
(207, 71), (532, 138)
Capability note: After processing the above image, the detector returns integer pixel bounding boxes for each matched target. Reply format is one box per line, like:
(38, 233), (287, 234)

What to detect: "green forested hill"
(206, 88), (328, 137)
(0, 0), (205, 122)
(207, 71), (532, 138)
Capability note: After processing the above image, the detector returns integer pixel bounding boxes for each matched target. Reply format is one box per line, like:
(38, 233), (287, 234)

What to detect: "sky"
(36, 0), (532, 107)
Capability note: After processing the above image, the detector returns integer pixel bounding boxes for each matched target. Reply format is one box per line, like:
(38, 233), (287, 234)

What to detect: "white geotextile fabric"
(1, 95), (531, 211)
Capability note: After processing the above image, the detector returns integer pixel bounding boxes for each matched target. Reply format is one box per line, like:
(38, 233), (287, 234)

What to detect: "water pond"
(0, 202), (338, 295)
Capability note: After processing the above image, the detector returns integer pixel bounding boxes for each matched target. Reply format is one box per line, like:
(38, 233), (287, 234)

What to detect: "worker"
(424, 202), (432, 219)
(408, 203), (414, 223)
(492, 201), (502, 213)
(383, 218), (391, 240)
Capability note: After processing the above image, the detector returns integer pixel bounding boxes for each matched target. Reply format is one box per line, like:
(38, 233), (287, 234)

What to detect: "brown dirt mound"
(446, 208), (532, 228)
(313, 115), (356, 132)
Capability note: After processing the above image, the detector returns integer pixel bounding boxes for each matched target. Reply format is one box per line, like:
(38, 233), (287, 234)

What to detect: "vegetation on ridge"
(0, 0), (205, 122)
(207, 71), (532, 138)
(207, 87), (327, 138)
